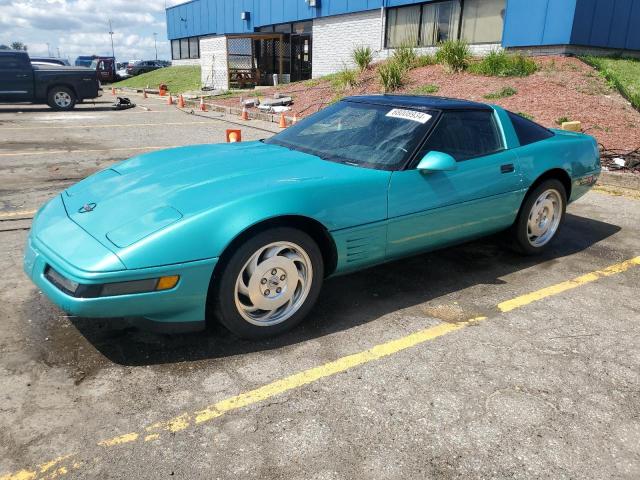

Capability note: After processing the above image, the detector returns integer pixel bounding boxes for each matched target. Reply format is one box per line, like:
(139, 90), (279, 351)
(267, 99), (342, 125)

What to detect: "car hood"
(62, 141), (386, 251)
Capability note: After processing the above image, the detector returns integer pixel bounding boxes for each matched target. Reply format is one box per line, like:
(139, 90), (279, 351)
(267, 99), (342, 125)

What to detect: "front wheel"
(511, 179), (567, 255)
(47, 86), (76, 110)
(212, 228), (324, 339)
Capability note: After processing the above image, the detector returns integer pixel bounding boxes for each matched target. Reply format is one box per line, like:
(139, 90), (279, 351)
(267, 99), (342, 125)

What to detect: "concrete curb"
(598, 171), (640, 190)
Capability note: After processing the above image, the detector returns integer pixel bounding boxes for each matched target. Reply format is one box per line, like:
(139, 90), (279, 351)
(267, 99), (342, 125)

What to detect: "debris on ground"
(112, 97), (136, 110)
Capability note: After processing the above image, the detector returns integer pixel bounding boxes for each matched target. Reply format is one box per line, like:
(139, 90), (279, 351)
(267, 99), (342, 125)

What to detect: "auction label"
(386, 108), (432, 124)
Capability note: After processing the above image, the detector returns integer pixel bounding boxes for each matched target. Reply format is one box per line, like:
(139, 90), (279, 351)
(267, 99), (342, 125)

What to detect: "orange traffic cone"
(167, 94), (173, 105)
(178, 95), (185, 108)
(292, 113), (298, 125)
(200, 97), (207, 112)
(278, 112), (287, 128)
(241, 106), (249, 121)
(143, 89), (148, 99)
(111, 87), (116, 96)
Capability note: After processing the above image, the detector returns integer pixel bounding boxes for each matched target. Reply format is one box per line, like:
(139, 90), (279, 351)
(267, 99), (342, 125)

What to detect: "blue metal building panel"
(166, 0), (640, 53)
(502, 0), (576, 47)
(571, 0), (640, 50)
(166, 0), (387, 39)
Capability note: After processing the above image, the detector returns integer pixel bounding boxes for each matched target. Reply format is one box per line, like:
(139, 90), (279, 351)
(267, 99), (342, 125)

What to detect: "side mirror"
(417, 151), (457, 172)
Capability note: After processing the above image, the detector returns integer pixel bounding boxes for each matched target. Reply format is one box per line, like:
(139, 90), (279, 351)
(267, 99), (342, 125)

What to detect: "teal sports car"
(24, 95), (600, 338)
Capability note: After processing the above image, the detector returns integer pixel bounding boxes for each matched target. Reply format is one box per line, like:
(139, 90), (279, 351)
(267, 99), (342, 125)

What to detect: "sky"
(0, 0), (184, 63)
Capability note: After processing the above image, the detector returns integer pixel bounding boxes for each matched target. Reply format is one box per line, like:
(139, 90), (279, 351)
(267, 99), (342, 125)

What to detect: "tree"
(10, 42), (27, 51)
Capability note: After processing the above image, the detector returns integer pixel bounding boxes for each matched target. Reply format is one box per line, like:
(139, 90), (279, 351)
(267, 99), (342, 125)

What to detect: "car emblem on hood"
(78, 203), (97, 213)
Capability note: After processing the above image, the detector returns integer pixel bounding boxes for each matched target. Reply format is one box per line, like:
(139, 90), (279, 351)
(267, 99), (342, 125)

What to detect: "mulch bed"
(213, 56), (640, 164)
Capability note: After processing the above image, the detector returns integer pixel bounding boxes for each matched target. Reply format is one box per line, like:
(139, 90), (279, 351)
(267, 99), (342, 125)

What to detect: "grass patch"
(413, 84), (440, 95)
(483, 86), (517, 100)
(435, 40), (471, 73)
(517, 112), (534, 120)
(555, 116), (571, 125)
(378, 61), (404, 92)
(392, 45), (418, 73)
(114, 66), (201, 94)
(469, 50), (537, 77)
(353, 46), (373, 72)
(581, 56), (640, 110)
(330, 67), (358, 90)
(414, 55), (436, 68)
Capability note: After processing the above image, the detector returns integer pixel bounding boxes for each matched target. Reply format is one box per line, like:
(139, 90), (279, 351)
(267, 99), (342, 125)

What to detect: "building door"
(291, 35), (312, 82)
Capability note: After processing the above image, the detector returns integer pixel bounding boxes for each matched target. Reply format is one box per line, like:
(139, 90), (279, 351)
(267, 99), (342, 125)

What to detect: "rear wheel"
(212, 227), (324, 339)
(511, 179), (567, 255)
(47, 86), (76, 110)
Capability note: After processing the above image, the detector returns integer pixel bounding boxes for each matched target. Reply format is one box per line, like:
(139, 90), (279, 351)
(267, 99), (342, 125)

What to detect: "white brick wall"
(200, 35), (229, 90)
(171, 58), (200, 66)
(312, 10), (385, 78)
(312, 10), (500, 78)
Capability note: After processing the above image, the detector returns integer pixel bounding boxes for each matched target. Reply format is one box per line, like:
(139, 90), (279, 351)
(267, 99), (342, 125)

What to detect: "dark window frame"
(171, 36), (200, 60)
(385, 0), (505, 49)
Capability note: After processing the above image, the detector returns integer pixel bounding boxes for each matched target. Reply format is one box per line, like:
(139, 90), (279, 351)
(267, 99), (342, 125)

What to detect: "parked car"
(23, 96), (600, 338)
(126, 60), (166, 76)
(30, 57), (71, 66)
(0, 50), (101, 110)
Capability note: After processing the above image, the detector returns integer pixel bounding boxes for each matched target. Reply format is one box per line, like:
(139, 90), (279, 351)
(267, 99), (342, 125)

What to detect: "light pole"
(46, 42), (51, 56)
(108, 19), (116, 60)
(153, 33), (158, 60)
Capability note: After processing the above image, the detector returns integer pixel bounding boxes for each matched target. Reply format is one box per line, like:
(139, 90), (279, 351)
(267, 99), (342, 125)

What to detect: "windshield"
(265, 100), (437, 170)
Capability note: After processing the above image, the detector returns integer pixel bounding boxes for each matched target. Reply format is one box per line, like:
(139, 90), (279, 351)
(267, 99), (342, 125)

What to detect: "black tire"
(211, 227), (324, 339)
(47, 86), (76, 111)
(511, 179), (567, 255)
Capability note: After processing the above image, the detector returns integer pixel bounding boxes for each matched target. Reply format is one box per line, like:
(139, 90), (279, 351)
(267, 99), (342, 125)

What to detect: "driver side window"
(418, 110), (503, 162)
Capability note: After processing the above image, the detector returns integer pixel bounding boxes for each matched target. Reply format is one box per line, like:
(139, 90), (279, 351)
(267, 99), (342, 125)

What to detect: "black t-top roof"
(343, 94), (492, 111)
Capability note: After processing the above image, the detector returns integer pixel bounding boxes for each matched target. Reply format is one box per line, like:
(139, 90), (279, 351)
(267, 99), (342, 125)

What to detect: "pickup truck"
(0, 50), (102, 110)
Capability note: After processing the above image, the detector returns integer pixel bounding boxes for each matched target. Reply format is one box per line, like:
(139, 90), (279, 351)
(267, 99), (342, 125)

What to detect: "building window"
(421, 1), (461, 46)
(461, 0), (505, 44)
(171, 37), (201, 60)
(387, 1), (461, 48)
(171, 40), (180, 60)
(189, 37), (199, 59)
(386, 4), (421, 48)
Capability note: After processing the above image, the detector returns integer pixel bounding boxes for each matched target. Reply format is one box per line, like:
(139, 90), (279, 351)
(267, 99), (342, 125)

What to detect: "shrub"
(556, 115), (571, 125)
(392, 44), (418, 72)
(517, 112), (534, 120)
(470, 50), (537, 77)
(378, 61), (404, 92)
(435, 40), (471, 73)
(331, 67), (358, 90)
(352, 46), (373, 72)
(483, 86), (517, 100)
(414, 54), (436, 68)
(413, 84), (440, 95)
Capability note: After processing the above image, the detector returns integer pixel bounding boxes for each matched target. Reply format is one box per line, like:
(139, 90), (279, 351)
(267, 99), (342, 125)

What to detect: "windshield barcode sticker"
(386, 109), (432, 124)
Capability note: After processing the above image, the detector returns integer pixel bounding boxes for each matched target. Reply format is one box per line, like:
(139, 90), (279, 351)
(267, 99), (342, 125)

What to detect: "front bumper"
(24, 233), (217, 325)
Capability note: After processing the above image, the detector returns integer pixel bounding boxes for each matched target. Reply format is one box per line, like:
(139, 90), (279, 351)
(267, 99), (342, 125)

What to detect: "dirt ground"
(1, 97), (639, 479)
(214, 56), (640, 153)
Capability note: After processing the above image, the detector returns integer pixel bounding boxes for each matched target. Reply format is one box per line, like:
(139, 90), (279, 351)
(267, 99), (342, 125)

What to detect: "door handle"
(500, 163), (515, 174)
(16, 74), (29, 78)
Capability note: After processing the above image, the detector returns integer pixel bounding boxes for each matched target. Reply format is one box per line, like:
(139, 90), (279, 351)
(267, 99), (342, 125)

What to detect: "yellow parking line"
(0, 146), (178, 157)
(0, 210), (37, 219)
(2, 121), (211, 131)
(2, 255), (639, 480)
(498, 256), (640, 312)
